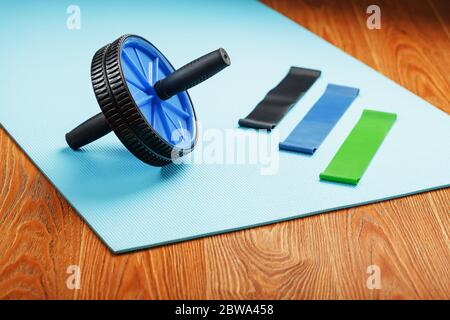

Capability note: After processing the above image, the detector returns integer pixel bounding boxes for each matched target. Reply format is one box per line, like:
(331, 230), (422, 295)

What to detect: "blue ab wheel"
(92, 35), (196, 166)
(66, 34), (230, 166)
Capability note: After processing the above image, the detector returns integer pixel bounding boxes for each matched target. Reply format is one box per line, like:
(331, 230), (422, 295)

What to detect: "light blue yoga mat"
(1, 1), (449, 253)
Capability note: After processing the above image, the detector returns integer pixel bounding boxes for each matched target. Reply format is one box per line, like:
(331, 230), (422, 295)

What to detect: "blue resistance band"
(279, 84), (359, 154)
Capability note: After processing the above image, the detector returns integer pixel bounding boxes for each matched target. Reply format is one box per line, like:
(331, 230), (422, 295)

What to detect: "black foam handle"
(154, 48), (230, 100)
(66, 113), (112, 150)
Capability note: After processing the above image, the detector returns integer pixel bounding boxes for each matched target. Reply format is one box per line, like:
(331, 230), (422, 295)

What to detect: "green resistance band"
(320, 109), (397, 185)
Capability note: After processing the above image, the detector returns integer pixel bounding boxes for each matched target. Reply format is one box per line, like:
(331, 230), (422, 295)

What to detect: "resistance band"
(320, 109), (397, 185)
(238, 67), (321, 130)
(279, 84), (359, 154)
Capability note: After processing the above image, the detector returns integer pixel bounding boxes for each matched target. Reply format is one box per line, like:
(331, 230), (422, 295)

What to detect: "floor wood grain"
(0, 0), (449, 299)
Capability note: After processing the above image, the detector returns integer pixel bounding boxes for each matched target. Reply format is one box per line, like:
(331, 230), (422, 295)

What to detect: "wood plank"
(0, 0), (449, 299)
(264, 0), (450, 112)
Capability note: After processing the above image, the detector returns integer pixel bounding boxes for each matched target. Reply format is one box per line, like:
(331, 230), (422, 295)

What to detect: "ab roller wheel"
(66, 34), (230, 166)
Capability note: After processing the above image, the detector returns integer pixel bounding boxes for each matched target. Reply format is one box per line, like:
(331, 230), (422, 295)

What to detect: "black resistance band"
(238, 67), (321, 130)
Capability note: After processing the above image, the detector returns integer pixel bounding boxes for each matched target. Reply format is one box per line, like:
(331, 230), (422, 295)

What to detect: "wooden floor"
(0, 0), (449, 299)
